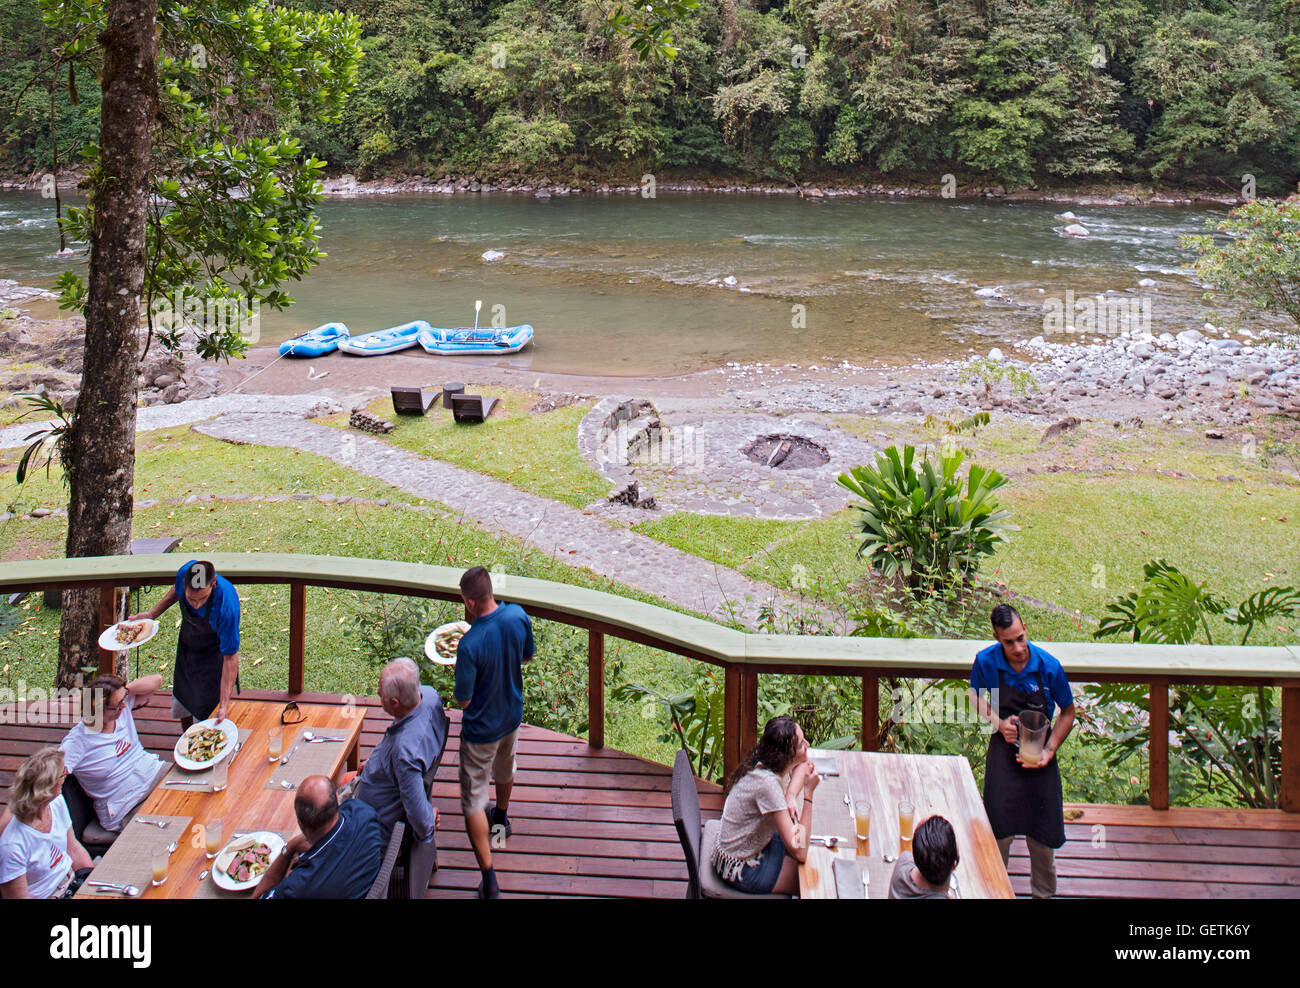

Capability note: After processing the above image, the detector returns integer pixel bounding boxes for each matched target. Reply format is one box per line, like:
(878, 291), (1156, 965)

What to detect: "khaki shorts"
(458, 729), (518, 816)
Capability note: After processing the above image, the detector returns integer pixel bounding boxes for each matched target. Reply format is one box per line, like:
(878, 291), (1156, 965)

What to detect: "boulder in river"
(1061, 224), (1091, 238)
(481, 249), (505, 263)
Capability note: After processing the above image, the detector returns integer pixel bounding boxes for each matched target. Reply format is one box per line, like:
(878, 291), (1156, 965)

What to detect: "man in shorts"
(454, 566), (533, 899)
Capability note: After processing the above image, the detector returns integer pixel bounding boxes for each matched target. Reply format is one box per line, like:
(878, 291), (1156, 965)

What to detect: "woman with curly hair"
(710, 715), (819, 895)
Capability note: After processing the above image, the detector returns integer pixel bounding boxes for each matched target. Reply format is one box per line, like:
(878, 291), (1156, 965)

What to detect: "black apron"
(983, 666), (1066, 848)
(173, 596), (228, 721)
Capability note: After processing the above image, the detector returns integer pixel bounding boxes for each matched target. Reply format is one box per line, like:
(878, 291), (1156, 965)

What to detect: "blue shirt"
(174, 561), (241, 655)
(355, 685), (445, 843)
(454, 603), (533, 744)
(263, 799), (383, 899)
(970, 642), (1075, 717)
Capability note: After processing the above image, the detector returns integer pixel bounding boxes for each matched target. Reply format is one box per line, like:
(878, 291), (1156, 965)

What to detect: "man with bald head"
(255, 776), (382, 899)
(353, 658), (446, 848)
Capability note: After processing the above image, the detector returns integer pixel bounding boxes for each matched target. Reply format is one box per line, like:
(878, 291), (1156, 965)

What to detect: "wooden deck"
(2, 689), (1297, 898)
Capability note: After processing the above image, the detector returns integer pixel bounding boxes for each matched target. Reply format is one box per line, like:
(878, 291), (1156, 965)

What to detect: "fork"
(133, 816), (168, 829)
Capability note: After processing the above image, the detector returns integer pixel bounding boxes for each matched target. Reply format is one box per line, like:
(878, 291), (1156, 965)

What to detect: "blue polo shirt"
(970, 641), (1074, 717)
(263, 799), (383, 899)
(174, 560), (241, 655)
(454, 603), (533, 744)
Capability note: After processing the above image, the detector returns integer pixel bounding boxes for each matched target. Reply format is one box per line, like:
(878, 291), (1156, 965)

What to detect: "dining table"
(75, 697), (365, 899)
(797, 748), (1014, 899)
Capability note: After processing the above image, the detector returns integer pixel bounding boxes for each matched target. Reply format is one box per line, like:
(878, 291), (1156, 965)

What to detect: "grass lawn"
(319, 388), (612, 509)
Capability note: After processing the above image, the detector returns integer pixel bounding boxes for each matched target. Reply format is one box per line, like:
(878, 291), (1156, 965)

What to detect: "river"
(1, 189), (1265, 377)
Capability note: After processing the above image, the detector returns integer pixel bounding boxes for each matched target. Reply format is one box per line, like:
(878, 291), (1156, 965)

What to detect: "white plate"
(172, 718), (238, 771)
(212, 831), (287, 892)
(425, 621), (470, 666)
(97, 619), (160, 651)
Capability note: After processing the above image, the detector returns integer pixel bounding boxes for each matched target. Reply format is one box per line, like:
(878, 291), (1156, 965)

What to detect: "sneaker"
(486, 802), (512, 839)
(477, 870), (501, 899)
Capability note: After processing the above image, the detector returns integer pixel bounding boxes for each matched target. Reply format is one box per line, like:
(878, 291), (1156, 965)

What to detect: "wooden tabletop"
(798, 749), (1014, 899)
(76, 698), (364, 900)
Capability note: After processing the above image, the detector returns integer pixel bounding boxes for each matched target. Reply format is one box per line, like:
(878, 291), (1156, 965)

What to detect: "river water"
(0, 189), (1258, 377)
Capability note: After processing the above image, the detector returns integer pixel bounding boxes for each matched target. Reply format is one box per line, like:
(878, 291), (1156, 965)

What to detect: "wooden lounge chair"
(450, 393), (500, 424)
(391, 386), (438, 416)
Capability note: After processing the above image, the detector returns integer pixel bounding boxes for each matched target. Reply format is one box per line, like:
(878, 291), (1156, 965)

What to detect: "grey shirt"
(887, 851), (951, 899)
(355, 685), (446, 842)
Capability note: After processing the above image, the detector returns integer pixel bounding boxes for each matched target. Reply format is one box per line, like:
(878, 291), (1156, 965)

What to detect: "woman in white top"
(0, 747), (94, 898)
(711, 716), (820, 895)
(60, 673), (164, 832)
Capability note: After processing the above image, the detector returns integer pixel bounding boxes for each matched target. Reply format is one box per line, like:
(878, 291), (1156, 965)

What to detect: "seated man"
(59, 674), (165, 833)
(888, 815), (958, 899)
(353, 658), (446, 846)
(255, 776), (383, 899)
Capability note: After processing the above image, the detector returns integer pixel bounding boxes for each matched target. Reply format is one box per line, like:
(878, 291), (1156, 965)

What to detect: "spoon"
(303, 732), (344, 743)
(842, 793), (853, 820)
(134, 816), (168, 828)
(198, 869), (209, 882)
(167, 841), (178, 855)
(90, 882), (141, 897)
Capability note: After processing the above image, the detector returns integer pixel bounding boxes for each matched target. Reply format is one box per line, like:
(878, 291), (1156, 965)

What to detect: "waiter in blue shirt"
(969, 604), (1075, 898)
(129, 559), (241, 730)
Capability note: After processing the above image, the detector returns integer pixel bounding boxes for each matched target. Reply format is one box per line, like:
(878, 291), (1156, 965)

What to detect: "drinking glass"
(151, 844), (169, 887)
(854, 801), (871, 857)
(899, 800), (915, 852)
(211, 758), (228, 792)
(205, 818), (222, 860)
(268, 727), (282, 762)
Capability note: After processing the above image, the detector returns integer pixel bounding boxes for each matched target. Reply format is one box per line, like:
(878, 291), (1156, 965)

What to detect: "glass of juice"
(854, 801), (871, 857)
(899, 800), (915, 852)
(151, 844), (169, 887)
(205, 818), (222, 860)
(268, 727), (282, 762)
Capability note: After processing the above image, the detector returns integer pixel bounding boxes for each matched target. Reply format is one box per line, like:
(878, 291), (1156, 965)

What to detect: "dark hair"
(83, 674), (126, 718)
(990, 603), (1022, 633)
(184, 560), (216, 592)
(912, 816), (958, 886)
(294, 778), (339, 832)
(460, 565), (494, 604)
(727, 716), (801, 792)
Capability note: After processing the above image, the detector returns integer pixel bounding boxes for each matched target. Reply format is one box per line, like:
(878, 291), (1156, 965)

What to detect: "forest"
(4, 0), (1300, 192)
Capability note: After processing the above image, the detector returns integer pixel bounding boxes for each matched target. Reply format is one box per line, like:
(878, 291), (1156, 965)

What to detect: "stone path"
(194, 413), (838, 630)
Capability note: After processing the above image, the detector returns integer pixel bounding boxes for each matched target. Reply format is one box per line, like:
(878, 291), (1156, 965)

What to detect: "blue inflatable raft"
(417, 324), (534, 355)
(337, 321), (428, 356)
(278, 322), (350, 357)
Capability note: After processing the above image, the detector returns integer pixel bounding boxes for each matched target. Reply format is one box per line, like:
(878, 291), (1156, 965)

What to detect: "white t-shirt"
(60, 696), (162, 831)
(0, 795), (75, 898)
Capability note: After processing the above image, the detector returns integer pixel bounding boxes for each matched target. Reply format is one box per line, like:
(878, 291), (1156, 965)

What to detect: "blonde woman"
(0, 747), (94, 898)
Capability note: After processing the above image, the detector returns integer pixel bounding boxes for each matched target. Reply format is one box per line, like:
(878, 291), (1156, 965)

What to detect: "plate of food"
(172, 717), (238, 771)
(212, 832), (286, 892)
(97, 618), (160, 651)
(425, 621), (470, 666)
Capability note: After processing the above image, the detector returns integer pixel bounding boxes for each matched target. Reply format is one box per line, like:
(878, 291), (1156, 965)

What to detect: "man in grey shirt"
(888, 815), (957, 899)
(354, 659), (447, 845)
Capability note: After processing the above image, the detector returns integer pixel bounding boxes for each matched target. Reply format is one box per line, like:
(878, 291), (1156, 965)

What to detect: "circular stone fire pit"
(742, 433), (831, 470)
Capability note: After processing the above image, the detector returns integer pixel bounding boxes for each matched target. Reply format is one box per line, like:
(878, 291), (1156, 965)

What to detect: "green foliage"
(1182, 196), (1300, 331)
(614, 669), (724, 780)
(963, 358), (1039, 397)
(837, 444), (1016, 593)
(1092, 559), (1299, 806)
(38, 0), (363, 361)
(12, 393), (72, 486)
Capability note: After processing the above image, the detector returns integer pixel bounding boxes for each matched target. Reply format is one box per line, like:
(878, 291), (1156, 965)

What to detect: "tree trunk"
(56, 0), (157, 688)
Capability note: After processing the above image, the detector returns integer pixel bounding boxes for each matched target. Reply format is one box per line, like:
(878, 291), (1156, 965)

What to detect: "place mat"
(160, 729), (253, 791)
(833, 857), (867, 899)
(813, 770), (857, 843)
(192, 830), (293, 900)
(265, 730), (342, 790)
(80, 814), (193, 897)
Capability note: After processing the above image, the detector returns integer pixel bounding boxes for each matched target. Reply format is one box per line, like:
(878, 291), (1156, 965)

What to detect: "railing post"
(96, 585), (116, 676)
(861, 675), (879, 751)
(587, 628), (604, 749)
(1149, 678), (1169, 810)
(1283, 686), (1300, 813)
(724, 665), (742, 780)
(288, 582), (305, 695)
(740, 667), (758, 758)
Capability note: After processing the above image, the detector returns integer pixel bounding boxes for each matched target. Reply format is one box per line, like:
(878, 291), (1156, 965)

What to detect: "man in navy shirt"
(256, 776), (383, 899)
(130, 559), (241, 729)
(969, 604), (1076, 898)
(454, 566), (533, 899)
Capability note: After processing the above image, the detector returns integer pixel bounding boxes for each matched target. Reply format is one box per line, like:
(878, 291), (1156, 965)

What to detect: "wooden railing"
(3, 552), (1299, 811)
